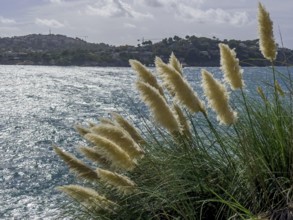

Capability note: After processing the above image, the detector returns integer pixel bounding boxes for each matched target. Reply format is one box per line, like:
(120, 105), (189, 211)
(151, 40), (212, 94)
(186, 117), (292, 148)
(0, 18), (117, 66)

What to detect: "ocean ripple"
(0, 65), (290, 219)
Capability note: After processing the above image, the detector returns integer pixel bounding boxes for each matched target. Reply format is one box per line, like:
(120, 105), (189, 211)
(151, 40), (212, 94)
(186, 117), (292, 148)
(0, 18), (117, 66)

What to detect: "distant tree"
(61, 50), (70, 56)
(212, 36), (219, 41)
(228, 39), (238, 48)
(162, 38), (168, 45)
(167, 37), (173, 44)
(142, 40), (153, 46)
(185, 48), (200, 65)
(173, 35), (181, 42)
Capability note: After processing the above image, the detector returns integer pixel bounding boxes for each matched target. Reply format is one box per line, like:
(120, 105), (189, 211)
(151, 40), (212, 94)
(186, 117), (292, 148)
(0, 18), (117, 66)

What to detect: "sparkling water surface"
(0, 65), (291, 219)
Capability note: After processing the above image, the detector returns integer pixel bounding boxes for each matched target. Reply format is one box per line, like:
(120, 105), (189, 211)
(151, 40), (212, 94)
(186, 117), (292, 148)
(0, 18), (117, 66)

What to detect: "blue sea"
(0, 65), (291, 219)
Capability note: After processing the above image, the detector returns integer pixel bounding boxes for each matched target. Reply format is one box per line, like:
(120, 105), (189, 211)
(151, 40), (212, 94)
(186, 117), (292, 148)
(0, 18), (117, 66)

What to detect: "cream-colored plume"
(79, 146), (110, 168)
(219, 43), (244, 90)
(111, 112), (146, 145)
(173, 104), (191, 138)
(155, 57), (205, 113)
(169, 52), (183, 76)
(97, 168), (136, 195)
(75, 124), (91, 137)
(201, 69), (237, 125)
(91, 124), (144, 159)
(257, 86), (267, 102)
(57, 185), (116, 210)
(54, 146), (98, 181)
(88, 121), (98, 127)
(274, 80), (284, 96)
(84, 133), (136, 171)
(258, 3), (277, 61)
(99, 117), (115, 125)
(129, 59), (165, 97)
(136, 81), (180, 133)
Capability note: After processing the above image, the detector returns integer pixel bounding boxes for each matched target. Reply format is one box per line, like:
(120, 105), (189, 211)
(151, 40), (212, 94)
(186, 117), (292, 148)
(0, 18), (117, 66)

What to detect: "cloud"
(138, 0), (248, 26)
(124, 23), (136, 28)
(175, 5), (249, 26)
(86, 0), (128, 17)
(49, 0), (62, 3)
(140, 0), (204, 8)
(35, 18), (65, 28)
(0, 16), (16, 24)
(140, 0), (163, 7)
(85, 0), (153, 19)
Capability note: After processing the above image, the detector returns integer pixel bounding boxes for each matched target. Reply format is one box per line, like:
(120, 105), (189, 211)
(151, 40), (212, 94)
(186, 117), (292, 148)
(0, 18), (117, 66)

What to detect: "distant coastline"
(0, 34), (292, 67)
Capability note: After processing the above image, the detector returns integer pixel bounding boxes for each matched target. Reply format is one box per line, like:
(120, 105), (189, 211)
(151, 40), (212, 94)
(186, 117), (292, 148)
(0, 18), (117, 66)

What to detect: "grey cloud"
(174, 4), (249, 26)
(124, 23), (136, 28)
(86, 0), (152, 18)
(140, 0), (164, 7)
(49, 0), (62, 4)
(35, 18), (65, 28)
(140, 0), (204, 8)
(0, 16), (16, 24)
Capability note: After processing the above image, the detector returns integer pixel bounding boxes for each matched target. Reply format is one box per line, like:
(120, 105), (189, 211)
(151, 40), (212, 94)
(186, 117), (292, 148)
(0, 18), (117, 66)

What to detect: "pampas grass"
(257, 86), (267, 102)
(155, 56), (205, 113)
(99, 117), (115, 125)
(97, 168), (136, 195)
(173, 104), (191, 138)
(54, 3), (293, 220)
(54, 146), (99, 181)
(90, 124), (144, 159)
(136, 81), (180, 133)
(129, 59), (165, 97)
(274, 80), (285, 96)
(219, 43), (244, 90)
(75, 124), (91, 137)
(201, 69), (237, 125)
(169, 52), (183, 76)
(258, 3), (277, 62)
(111, 112), (146, 145)
(57, 185), (116, 210)
(79, 146), (110, 168)
(84, 133), (136, 171)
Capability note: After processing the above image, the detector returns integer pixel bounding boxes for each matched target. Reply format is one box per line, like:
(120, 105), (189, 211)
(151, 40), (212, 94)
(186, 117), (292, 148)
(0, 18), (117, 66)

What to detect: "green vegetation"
(0, 33), (292, 66)
(54, 3), (293, 220)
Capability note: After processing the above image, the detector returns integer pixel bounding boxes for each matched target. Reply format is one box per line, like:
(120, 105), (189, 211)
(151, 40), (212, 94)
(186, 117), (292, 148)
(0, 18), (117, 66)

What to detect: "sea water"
(0, 65), (290, 219)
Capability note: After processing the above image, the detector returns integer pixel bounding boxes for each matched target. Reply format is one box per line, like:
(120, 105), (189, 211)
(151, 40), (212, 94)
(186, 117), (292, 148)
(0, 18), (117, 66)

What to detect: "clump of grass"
(54, 2), (293, 220)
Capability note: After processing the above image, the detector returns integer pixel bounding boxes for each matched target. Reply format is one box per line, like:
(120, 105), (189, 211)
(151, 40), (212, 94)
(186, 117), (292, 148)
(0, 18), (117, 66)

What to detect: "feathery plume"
(75, 124), (91, 137)
(257, 86), (267, 102)
(88, 121), (98, 127)
(274, 80), (284, 96)
(111, 112), (146, 145)
(155, 57), (205, 113)
(99, 117), (115, 125)
(97, 168), (136, 195)
(79, 146), (110, 168)
(136, 81), (180, 133)
(129, 59), (165, 97)
(54, 146), (98, 181)
(258, 3), (277, 61)
(201, 69), (237, 125)
(173, 104), (191, 138)
(57, 185), (116, 210)
(169, 52), (183, 76)
(91, 124), (144, 159)
(84, 133), (136, 171)
(219, 43), (244, 90)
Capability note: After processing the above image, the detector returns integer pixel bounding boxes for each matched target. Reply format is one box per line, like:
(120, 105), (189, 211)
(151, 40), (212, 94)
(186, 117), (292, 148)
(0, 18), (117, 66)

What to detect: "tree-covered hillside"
(0, 34), (292, 66)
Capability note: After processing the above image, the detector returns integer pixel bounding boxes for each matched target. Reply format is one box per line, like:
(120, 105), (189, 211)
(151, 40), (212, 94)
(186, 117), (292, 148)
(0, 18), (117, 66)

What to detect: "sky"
(0, 0), (293, 48)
